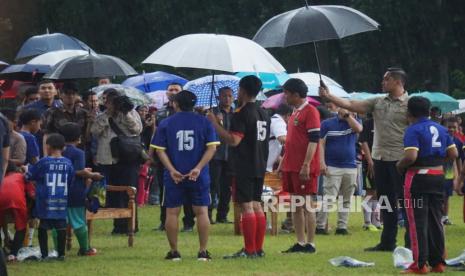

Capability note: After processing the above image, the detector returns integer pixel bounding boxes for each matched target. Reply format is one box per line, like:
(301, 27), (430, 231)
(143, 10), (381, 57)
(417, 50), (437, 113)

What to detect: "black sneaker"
(197, 250), (212, 261)
(364, 244), (395, 252)
(315, 228), (329, 235)
(223, 248), (256, 259)
(165, 251), (181, 261)
(303, 243), (316, 253)
(256, 249), (265, 258)
(181, 226), (194, 232)
(335, 228), (349, 235)
(281, 243), (306, 253)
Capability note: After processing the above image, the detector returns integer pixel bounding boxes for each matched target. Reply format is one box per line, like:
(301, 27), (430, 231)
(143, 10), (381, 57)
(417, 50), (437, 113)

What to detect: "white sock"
(28, 228), (35, 246)
(298, 241), (306, 246)
(371, 200), (381, 227)
(363, 198), (372, 224)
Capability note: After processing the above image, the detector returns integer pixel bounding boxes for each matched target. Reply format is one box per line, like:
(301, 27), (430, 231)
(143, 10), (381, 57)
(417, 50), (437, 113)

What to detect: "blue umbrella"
(122, 71), (188, 93)
(0, 64), (51, 81)
(236, 72), (290, 90)
(0, 60), (8, 70)
(184, 75), (240, 107)
(15, 32), (94, 61)
(410, 91), (459, 113)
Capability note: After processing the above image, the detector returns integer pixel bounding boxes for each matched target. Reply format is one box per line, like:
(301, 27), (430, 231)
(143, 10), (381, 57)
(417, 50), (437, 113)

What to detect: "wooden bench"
(66, 185), (136, 249)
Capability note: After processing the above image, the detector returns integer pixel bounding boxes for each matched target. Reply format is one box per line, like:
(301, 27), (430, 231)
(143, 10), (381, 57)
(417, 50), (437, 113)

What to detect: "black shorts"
(234, 176), (263, 203)
(39, 219), (67, 230)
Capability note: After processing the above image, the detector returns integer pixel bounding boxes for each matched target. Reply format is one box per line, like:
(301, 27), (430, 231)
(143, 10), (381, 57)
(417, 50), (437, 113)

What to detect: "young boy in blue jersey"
(396, 96), (458, 274)
(60, 123), (103, 256)
(19, 109), (41, 165)
(151, 90), (219, 261)
(26, 133), (74, 260)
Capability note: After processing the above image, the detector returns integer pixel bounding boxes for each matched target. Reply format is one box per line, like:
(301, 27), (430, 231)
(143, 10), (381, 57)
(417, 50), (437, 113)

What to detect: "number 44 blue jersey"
(151, 112), (220, 176)
(27, 157), (74, 219)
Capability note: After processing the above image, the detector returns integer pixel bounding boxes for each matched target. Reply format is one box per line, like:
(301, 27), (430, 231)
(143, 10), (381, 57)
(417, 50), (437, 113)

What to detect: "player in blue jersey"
(396, 96), (458, 274)
(26, 133), (74, 260)
(151, 90), (219, 261)
(60, 123), (103, 257)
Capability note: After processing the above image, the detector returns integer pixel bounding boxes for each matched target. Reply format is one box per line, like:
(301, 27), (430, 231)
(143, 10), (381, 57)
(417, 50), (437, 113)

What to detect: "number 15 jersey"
(230, 102), (270, 178)
(27, 157), (74, 219)
(151, 112), (220, 176)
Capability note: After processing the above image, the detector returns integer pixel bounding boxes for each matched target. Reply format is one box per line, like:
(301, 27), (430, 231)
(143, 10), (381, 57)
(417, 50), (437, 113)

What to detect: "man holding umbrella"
(319, 68), (409, 252)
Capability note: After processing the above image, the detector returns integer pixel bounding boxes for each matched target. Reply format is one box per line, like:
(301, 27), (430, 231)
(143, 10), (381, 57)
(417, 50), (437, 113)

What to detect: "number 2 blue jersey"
(151, 112), (219, 176)
(27, 157), (74, 219)
(404, 117), (455, 166)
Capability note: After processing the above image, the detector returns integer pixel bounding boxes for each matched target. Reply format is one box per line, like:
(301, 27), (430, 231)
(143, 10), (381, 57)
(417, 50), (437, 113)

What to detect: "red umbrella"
(262, 92), (320, 109)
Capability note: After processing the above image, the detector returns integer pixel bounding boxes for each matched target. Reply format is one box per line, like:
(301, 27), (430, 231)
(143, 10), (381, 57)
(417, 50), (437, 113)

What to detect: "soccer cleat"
(165, 250), (181, 261)
(223, 248), (256, 259)
(256, 249), (265, 258)
(401, 263), (428, 274)
(197, 250), (212, 261)
(303, 243), (316, 253)
(335, 228), (349, 235)
(78, 248), (98, 256)
(281, 243), (306, 253)
(364, 244), (395, 252)
(430, 263), (446, 273)
(442, 218), (452, 225)
(315, 228), (329, 235)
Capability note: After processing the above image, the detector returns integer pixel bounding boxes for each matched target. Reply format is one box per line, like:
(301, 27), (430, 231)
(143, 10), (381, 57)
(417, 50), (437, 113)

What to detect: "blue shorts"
(39, 219), (67, 230)
(162, 173), (211, 208)
(444, 180), (453, 197)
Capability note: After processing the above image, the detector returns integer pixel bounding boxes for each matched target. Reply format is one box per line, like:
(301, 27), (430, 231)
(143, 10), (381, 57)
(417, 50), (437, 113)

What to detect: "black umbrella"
(15, 31), (94, 61)
(253, 3), (379, 80)
(0, 61), (8, 70)
(44, 52), (137, 80)
(0, 64), (51, 81)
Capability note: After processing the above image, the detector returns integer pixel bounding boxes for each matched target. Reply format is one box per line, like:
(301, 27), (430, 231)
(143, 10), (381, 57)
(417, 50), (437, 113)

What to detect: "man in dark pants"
(319, 68), (410, 251)
(150, 83), (195, 231)
(209, 87), (234, 223)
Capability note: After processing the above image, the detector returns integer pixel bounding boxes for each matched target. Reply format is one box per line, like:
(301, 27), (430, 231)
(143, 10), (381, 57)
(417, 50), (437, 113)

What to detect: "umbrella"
(350, 92), (386, 100)
(0, 61), (8, 70)
(410, 92), (458, 113)
(183, 75), (240, 107)
(27, 50), (89, 66)
(44, 52), (137, 80)
(253, 4), (379, 80)
(236, 72), (290, 90)
(15, 31), (94, 61)
(451, 99), (465, 115)
(143, 33), (285, 73)
(290, 72), (349, 98)
(0, 64), (51, 81)
(91, 84), (152, 106)
(146, 90), (169, 109)
(262, 93), (320, 109)
(122, 71), (188, 93)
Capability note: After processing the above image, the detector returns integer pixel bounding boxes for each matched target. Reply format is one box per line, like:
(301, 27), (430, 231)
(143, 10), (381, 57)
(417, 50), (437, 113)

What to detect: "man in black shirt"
(208, 75), (270, 259)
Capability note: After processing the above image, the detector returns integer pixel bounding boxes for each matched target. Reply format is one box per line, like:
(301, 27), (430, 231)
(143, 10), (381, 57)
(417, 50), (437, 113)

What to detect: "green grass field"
(7, 196), (465, 276)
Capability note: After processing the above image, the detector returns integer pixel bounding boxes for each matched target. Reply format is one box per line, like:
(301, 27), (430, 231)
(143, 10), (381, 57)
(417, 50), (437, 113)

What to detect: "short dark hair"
(59, 122), (81, 143)
(82, 91), (97, 102)
(239, 75), (262, 97)
(283, 78), (308, 98)
(174, 90), (197, 111)
(46, 133), (66, 150)
(218, 86), (233, 96)
(104, 88), (120, 101)
(275, 103), (293, 116)
(19, 109), (41, 125)
(38, 79), (55, 87)
(0, 109), (17, 122)
(430, 106), (442, 115)
(167, 82), (183, 89)
(62, 81), (78, 94)
(387, 67), (407, 85)
(408, 96), (430, 118)
(25, 86), (38, 97)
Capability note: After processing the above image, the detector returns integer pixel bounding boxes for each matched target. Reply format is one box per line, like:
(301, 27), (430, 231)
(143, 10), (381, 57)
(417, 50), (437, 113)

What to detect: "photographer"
(90, 88), (142, 234)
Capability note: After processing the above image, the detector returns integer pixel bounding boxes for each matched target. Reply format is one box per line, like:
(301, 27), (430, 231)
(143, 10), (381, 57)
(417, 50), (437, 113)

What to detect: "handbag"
(108, 117), (143, 163)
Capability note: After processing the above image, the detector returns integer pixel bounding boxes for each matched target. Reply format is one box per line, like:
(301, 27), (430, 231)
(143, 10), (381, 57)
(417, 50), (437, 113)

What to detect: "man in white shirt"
(267, 104), (292, 172)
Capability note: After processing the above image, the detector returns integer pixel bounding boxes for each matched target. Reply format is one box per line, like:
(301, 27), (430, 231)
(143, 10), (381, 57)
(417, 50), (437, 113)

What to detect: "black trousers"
(374, 160), (409, 248)
(208, 160), (232, 221)
(0, 249), (7, 276)
(157, 166), (195, 227)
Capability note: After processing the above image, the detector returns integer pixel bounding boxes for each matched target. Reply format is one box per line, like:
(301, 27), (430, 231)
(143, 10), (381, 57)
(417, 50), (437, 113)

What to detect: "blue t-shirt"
(151, 112), (219, 184)
(27, 157), (74, 219)
(63, 145), (86, 207)
(320, 117), (360, 168)
(24, 99), (62, 116)
(404, 118), (455, 160)
(20, 131), (40, 165)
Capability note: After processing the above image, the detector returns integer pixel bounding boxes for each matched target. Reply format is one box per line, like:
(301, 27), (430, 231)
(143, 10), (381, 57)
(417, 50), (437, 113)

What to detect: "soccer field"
(7, 196), (465, 276)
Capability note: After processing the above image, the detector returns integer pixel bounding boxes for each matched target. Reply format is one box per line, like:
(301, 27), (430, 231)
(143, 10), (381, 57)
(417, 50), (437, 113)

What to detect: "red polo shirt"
(282, 102), (320, 175)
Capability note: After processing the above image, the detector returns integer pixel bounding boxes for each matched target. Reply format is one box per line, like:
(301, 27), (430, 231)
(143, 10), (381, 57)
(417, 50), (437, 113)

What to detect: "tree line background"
(1, 0), (465, 97)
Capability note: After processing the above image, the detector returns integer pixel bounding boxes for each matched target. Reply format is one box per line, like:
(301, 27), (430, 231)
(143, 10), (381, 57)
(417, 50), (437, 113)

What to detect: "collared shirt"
(44, 106), (89, 144)
(365, 92), (409, 161)
(266, 114), (287, 172)
(24, 99), (62, 116)
(212, 106), (233, 161)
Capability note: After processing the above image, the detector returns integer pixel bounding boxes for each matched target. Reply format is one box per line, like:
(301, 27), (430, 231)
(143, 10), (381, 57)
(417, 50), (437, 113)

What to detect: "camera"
(113, 95), (134, 114)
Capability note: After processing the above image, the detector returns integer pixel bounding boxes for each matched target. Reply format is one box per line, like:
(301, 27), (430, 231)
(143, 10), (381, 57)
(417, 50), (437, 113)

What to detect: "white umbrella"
(290, 72), (349, 98)
(146, 90), (169, 109)
(27, 50), (88, 66)
(142, 33), (285, 73)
